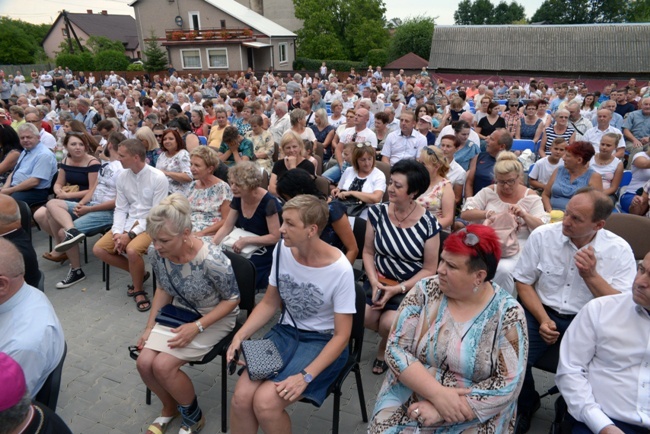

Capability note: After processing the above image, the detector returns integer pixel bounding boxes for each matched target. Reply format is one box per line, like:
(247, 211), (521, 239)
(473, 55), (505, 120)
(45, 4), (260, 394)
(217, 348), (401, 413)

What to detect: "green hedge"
(293, 57), (366, 72)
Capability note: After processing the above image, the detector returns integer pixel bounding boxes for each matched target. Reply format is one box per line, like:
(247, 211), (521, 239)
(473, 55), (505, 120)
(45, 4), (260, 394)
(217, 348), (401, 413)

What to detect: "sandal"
(132, 291), (151, 312)
(42, 252), (68, 263)
(127, 271), (151, 297)
(372, 358), (388, 375)
(179, 415), (205, 434)
(146, 413), (178, 434)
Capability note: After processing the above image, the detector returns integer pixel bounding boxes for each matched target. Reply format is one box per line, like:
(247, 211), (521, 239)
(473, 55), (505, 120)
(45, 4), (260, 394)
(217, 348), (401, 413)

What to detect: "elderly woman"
(269, 130), (315, 196)
(310, 108), (335, 163)
(368, 225), (527, 433)
(246, 115), (274, 174)
(227, 195), (356, 434)
(364, 159), (441, 375)
(157, 129), (193, 196)
(540, 109), (575, 158)
(188, 147), (232, 238)
(36, 132), (101, 263)
(328, 99), (345, 128)
(331, 143), (386, 220)
(289, 108), (317, 144)
(136, 126), (161, 168)
(543, 141), (602, 212)
(136, 194), (240, 434)
(461, 152), (548, 294)
(417, 146), (455, 230)
(213, 161), (282, 290)
(502, 98), (522, 137)
(217, 125), (254, 168)
(517, 101), (544, 142)
(276, 168), (358, 263)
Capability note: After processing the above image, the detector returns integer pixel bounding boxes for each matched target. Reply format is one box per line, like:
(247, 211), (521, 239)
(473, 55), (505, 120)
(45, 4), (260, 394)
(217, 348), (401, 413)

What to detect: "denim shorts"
(64, 201), (114, 234)
(262, 323), (349, 407)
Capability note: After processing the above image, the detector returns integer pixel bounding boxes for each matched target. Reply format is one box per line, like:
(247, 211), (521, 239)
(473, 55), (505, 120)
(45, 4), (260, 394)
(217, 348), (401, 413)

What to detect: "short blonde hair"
(314, 108), (328, 126)
(191, 146), (220, 170)
(494, 151), (523, 177)
(228, 161), (262, 190)
(135, 126), (159, 151)
(146, 193), (192, 238)
(282, 194), (328, 235)
(420, 146), (450, 178)
(280, 130), (304, 153)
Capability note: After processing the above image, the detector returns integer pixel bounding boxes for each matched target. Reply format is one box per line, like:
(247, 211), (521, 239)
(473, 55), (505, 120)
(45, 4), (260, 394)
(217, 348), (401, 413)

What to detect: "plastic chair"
(130, 251), (257, 433)
(16, 199), (32, 242)
(314, 175), (330, 197)
(374, 161), (391, 202)
(511, 139), (536, 153)
(619, 170), (632, 188)
(35, 342), (67, 411)
(605, 213), (650, 260)
(37, 270), (45, 292)
(352, 217), (366, 282)
(198, 136), (207, 145)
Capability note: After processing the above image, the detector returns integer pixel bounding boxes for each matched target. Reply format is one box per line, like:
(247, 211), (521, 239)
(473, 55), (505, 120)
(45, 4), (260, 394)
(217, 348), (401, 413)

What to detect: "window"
(188, 11), (200, 30)
(207, 48), (228, 69)
(180, 49), (201, 69)
(279, 43), (288, 64)
(220, 20), (226, 29)
(62, 28), (69, 37)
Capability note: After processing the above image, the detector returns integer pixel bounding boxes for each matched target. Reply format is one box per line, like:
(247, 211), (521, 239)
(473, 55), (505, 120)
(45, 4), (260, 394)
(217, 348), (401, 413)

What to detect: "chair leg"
(49, 235), (53, 252)
(83, 238), (88, 264)
(102, 262), (106, 282)
(105, 264), (110, 291)
(146, 387), (151, 405)
(221, 353), (228, 433)
(354, 365), (368, 422)
(332, 388), (341, 434)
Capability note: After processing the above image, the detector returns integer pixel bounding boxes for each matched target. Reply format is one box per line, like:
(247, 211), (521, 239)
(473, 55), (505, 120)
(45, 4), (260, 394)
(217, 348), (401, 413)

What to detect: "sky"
(0, 0), (547, 26)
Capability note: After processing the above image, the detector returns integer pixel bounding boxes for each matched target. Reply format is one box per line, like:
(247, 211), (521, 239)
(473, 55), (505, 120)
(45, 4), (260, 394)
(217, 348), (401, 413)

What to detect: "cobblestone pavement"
(33, 229), (554, 433)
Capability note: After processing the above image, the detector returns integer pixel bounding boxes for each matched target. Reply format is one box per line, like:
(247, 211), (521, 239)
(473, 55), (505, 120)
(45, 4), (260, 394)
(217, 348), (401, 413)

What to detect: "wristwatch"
(128, 231), (137, 240)
(300, 369), (313, 383)
(400, 284), (407, 294)
(195, 320), (204, 333)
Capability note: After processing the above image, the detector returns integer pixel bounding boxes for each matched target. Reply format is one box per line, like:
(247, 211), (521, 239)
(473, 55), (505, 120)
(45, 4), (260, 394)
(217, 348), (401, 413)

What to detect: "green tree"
(142, 30), (168, 72)
(387, 16), (435, 61)
(491, 1), (526, 23)
(93, 50), (130, 71)
(454, 0), (474, 24)
(0, 17), (50, 64)
(627, 0), (650, 21)
(86, 35), (125, 54)
(530, 0), (629, 23)
(454, 0), (525, 24)
(471, 0), (494, 24)
(293, 0), (388, 61)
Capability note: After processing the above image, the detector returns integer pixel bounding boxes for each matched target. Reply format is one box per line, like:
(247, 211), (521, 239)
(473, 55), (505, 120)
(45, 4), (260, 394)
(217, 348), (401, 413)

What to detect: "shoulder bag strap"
(162, 258), (203, 318)
(275, 241), (300, 337)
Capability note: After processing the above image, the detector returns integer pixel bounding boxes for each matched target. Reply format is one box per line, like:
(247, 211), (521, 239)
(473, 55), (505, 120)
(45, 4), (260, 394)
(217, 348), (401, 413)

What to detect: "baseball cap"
(419, 115), (432, 123)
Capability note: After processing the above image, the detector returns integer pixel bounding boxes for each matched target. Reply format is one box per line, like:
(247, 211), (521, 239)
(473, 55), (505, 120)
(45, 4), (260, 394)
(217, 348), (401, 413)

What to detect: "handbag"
(240, 242), (299, 381)
(333, 198), (368, 217)
(483, 211), (520, 258)
(155, 259), (203, 328)
(222, 227), (266, 259)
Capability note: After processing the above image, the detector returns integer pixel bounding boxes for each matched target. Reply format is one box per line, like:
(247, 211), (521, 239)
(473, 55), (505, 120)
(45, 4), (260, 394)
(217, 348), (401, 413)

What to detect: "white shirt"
(39, 129), (56, 150)
(512, 223), (636, 314)
(583, 125), (626, 150)
(529, 156), (563, 185)
(434, 125), (480, 149)
(269, 113), (290, 145)
(112, 164), (169, 236)
(556, 293), (650, 433)
(446, 159), (466, 186)
(324, 90), (341, 103)
(339, 127), (378, 148)
(380, 129), (428, 165)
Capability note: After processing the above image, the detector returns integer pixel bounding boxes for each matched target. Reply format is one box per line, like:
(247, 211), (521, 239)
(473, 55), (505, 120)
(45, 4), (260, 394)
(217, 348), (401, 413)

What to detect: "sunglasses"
(154, 134), (163, 138)
(355, 142), (371, 148)
(459, 228), (489, 268)
(424, 147), (441, 163)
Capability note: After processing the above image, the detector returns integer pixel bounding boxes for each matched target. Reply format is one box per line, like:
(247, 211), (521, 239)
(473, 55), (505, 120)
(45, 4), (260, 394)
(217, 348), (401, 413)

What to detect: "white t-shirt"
(338, 166), (386, 219)
(92, 159), (124, 204)
(39, 130), (56, 150)
(300, 128), (316, 143)
(628, 152), (650, 193)
(529, 156), (563, 185)
(338, 127), (378, 148)
(269, 241), (356, 332)
(446, 160), (466, 186)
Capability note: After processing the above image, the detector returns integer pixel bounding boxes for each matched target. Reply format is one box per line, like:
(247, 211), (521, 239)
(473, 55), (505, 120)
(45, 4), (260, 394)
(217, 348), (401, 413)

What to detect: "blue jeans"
(518, 305), (575, 413)
(322, 161), (350, 183)
(11, 189), (49, 206)
(64, 201), (115, 234)
(619, 192), (636, 213)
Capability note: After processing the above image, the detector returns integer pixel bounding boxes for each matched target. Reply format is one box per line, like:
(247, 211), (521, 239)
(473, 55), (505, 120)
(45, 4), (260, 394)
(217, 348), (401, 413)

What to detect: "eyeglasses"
(496, 178), (517, 186)
(154, 134), (163, 138)
(556, 116), (569, 119)
(424, 147), (441, 163)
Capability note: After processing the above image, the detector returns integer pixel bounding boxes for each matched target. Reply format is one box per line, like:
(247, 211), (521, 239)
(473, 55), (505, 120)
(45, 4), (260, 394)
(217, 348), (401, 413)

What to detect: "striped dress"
(543, 125), (575, 154)
(368, 203), (441, 282)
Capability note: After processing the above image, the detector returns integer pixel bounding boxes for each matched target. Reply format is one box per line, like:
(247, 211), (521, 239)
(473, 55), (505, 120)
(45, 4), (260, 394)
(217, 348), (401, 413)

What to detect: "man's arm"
(1, 177), (40, 194)
(464, 156), (478, 198)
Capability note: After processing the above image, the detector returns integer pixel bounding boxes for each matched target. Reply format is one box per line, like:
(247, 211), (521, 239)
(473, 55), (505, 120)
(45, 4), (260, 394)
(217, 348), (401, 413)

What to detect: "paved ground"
(34, 229), (555, 434)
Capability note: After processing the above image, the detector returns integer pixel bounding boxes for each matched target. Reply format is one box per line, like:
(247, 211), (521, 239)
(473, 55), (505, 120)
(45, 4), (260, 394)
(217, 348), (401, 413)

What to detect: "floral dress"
(187, 180), (233, 233)
(416, 178), (451, 228)
(156, 149), (193, 196)
(246, 130), (274, 173)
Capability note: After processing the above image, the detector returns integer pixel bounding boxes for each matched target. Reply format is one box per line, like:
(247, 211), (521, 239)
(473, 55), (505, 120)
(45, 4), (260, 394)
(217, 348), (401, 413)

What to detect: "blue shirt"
(11, 142), (57, 189)
(0, 283), (65, 397)
(550, 97), (566, 114)
(622, 109), (650, 139)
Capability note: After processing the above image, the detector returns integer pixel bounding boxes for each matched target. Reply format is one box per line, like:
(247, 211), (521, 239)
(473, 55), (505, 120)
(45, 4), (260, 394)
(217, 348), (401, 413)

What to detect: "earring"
(473, 286), (479, 293)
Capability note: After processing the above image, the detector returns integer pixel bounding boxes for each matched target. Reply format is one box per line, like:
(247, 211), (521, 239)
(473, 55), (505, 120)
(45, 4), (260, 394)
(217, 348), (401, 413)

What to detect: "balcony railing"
(165, 28), (255, 42)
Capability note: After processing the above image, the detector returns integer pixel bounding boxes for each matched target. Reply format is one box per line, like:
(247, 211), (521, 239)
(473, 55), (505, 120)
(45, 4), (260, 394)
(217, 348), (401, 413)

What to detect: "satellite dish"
(175, 16), (183, 27)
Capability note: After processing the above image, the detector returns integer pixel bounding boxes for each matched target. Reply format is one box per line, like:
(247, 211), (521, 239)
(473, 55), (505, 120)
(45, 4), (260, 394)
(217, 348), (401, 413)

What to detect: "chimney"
(87, 9), (93, 14)
(101, 10), (107, 15)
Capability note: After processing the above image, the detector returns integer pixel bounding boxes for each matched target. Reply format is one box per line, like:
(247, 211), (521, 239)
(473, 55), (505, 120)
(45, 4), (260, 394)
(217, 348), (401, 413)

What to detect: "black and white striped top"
(368, 203), (441, 282)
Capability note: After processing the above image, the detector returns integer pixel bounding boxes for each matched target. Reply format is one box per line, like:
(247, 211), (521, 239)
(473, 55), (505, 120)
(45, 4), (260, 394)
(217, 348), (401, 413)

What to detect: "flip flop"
(372, 358), (388, 375)
(146, 413), (179, 434)
(127, 271), (151, 297)
(132, 291), (151, 312)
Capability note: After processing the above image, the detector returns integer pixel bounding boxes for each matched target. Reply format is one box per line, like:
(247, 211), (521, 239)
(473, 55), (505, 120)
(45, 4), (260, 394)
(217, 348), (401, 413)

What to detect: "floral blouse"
(156, 150), (192, 196)
(416, 178), (450, 225)
(369, 277), (527, 434)
(246, 130), (274, 173)
(188, 180), (233, 233)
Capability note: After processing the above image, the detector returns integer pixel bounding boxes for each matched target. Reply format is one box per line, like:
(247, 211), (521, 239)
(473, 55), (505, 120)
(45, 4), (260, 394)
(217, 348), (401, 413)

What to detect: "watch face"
(304, 373), (313, 383)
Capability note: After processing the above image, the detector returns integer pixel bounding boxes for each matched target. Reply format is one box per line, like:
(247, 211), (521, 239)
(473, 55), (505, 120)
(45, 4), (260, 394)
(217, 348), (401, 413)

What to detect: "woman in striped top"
(540, 109), (575, 158)
(363, 159), (441, 375)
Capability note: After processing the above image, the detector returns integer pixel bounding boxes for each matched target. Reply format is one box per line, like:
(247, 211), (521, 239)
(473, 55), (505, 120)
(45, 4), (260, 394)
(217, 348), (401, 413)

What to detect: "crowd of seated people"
(2, 66), (649, 433)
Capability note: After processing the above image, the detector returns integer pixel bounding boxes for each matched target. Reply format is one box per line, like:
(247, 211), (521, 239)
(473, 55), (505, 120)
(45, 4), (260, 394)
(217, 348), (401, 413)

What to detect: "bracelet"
(195, 320), (204, 333)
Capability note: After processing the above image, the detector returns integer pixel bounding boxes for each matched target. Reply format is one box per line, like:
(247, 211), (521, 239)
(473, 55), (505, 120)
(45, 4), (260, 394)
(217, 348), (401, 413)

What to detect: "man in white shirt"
(567, 101), (595, 142)
(92, 139), (168, 313)
(583, 109), (626, 158)
(24, 109), (56, 150)
(512, 188), (637, 434)
(323, 83), (341, 103)
(434, 111), (480, 148)
(269, 102), (290, 145)
(556, 251), (650, 434)
(381, 110), (427, 165)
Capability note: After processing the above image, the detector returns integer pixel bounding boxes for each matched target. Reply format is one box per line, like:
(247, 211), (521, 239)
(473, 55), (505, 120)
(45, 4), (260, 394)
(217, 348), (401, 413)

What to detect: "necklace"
(393, 202), (417, 227)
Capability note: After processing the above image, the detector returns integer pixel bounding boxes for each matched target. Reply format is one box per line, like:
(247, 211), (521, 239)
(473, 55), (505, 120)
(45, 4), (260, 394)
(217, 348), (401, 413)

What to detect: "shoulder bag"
(222, 227), (266, 259)
(155, 259), (203, 328)
(240, 241), (299, 381)
(483, 211), (520, 258)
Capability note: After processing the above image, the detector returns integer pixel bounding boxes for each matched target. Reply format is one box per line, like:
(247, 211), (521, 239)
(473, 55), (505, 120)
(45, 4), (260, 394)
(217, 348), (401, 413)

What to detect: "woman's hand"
(55, 190), (70, 200)
(407, 401), (444, 427)
(168, 323), (201, 349)
(232, 237), (250, 254)
(285, 156), (297, 170)
(274, 373), (309, 402)
(330, 188), (341, 198)
(226, 337), (246, 366)
(136, 327), (153, 350)
(371, 283), (401, 311)
(337, 190), (353, 200)
(429, 385), (474, 423)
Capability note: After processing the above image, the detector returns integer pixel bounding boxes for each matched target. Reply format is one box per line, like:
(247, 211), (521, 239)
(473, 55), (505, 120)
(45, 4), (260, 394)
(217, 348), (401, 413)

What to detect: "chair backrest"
(272, 142), (280, 162)
(260, 168), (270, 190)
(511, 139), (536, 152)
(348, 283), (367, 360)
(37, 270), (45, 292)
(314, 175), (330, 197)
(352, 217), (366, 261)
(35, 342), (67, 411)
(312, 155), (323, 176)
(198, 136), (208, 145)
(374, 161), (391, 202)
(16, 199), (32, 241)
(223, 250), (257, 315)
(604, 213), (650, 260)
(314, 141), (325, 162)
(619, 170), (632, 188)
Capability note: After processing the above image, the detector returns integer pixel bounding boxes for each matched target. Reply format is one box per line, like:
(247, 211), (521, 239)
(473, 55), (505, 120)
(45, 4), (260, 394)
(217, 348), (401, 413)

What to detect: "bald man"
(434, 111), (481, 148)
(0, 238), (65, 397)
(0, 194), (39, 288)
